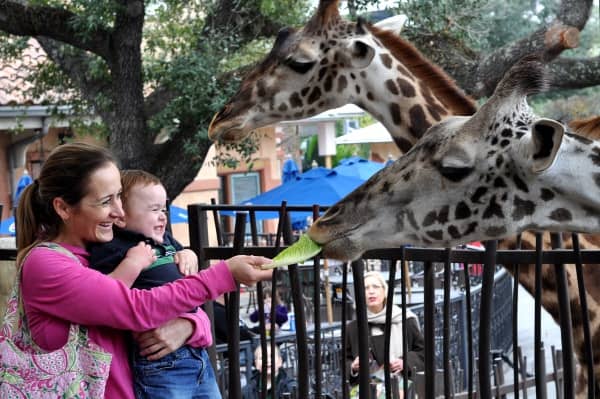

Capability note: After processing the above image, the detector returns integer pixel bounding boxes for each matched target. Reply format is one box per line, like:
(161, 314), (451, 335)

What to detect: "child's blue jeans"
(132, 346), (221, 399)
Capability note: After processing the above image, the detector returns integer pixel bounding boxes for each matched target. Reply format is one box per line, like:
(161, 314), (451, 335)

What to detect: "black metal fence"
(189, 203), (600, 399)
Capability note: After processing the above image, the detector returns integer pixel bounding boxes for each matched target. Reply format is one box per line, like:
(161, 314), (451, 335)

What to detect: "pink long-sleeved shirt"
(21, 243), (236, 399)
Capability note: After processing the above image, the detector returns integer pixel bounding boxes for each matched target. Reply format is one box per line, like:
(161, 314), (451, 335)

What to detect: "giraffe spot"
(500, 139), (510, 148)
(591, 147), (600, 166)
(422, 211), (437, 227)
(426, 105), (442, 122)
(397, 78), (416, 97)
(515, 131), (525, 139)
(408, 105), (430, 139)
(540, 188), (554, 201)
(380, 53), (393, 69)
(367, 92), (374, 101)
(513, 174), (529, 193)
(471, 187), (488, 204)
(385, 79), (399, 95)
(360, 71), (366, 79)
(337, 75), (348, 92)
(541, 272), (558, 293)
(390, 103), (402, 125)
(355, 85), (361, 94)
(289, 93), (303, 108)
(320, 58), (328, 65)
(293, 112), (304, 118)
(406, 210), (419, 230)
(301, 87), (310, 97)
(454, 201), (471, 219)
(483, 195), (504, 219)
(324, 75), (333, 92)
(512, 196), (535, 221)
(396, 64), (412, 79)
(495, 155), (504, 168)
(501, 129), (513, 138)
(491, 137), (499, 146)
(350, 73), (356, 80)
(425, 230), (443, 240)
(566, 132), (592, 144)
(549, 208), (572, 222)
(318, 67), (327, 81)
(307, 87), (321, 104)
(462, 222), (478, 236)
(394, 137), (413, 153)
(485, 226), (507, 237)
(447, 225), (461, 239)
(494, 177), (507, 188)
(278, 103), (288, 112)
(257, 80), (266, 97)
(593, 173), (600, 189)
(401, 170), (412, 181)
(381, 181), (392, 194)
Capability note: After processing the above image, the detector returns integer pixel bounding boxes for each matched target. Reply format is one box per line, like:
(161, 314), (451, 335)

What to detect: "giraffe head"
(208, 0), (475, 151)
(308, 55), (600, 260)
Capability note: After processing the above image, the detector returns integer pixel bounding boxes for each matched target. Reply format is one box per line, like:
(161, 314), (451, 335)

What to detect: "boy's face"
(123, 183), (168, 243)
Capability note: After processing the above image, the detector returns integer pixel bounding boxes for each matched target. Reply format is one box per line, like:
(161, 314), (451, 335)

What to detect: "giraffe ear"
(373, 15), (407, 33)
(529, 118), (564, 173)
(337, 39), (375, 69)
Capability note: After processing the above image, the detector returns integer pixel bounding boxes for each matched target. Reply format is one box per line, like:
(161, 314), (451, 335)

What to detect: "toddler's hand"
(125, 242), (156, 271)
(175, 249), (198, 275)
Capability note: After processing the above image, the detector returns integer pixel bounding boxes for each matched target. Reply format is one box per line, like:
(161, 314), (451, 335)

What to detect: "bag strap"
(1, 242), (88, 345)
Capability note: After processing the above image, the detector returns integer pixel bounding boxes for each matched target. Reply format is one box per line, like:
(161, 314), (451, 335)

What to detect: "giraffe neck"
(355, 26), (476, 151)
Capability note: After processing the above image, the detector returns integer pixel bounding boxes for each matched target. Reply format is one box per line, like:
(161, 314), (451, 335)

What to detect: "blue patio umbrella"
(226, 167), (365, 228)
(0, 216), (16, 236)
(333, 156), (384, 180)
(14, 171), (33, 204)
(281, 158), (300, 183)
(169, 205), (188, 224)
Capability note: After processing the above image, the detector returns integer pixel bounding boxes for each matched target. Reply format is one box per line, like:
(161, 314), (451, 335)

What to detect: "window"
(230, 172), (262, 234)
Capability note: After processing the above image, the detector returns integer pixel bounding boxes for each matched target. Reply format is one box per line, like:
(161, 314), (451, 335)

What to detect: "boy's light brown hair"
(120, 169), (163, 208)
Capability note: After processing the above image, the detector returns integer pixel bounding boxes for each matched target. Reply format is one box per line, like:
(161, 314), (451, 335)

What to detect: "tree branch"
(36, 37), (111, 109)
(471, 0), (593, 98)
(548, 55), (600, 90)
(0, 0), (112, 60)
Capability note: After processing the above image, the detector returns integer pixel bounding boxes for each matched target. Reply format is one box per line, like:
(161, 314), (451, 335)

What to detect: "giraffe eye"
(438, 166), (474, 182)
(284, 58), (316, 74)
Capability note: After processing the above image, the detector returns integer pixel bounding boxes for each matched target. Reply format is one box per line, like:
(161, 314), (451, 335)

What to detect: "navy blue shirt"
(88, 228), (184, 290)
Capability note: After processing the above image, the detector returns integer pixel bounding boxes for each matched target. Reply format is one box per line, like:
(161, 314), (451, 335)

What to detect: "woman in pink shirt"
(15, 142), (273, 398)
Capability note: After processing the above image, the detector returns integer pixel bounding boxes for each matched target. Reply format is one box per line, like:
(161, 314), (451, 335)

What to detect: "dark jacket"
(345, 315), (424, 383)
(213, 301), (256, 345)
(88, 228), (183, 290)
(242, 369), (297, 399)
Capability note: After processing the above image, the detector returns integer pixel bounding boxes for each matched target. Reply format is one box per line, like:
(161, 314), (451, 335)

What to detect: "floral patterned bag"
(0, 242), (112, 398)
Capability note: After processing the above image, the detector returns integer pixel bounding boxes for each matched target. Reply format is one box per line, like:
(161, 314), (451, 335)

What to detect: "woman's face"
(364, 275), (386, 313)
(57, 162), (124, 247)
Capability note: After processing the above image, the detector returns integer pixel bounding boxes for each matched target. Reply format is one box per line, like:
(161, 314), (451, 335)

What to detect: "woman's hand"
(226, 255), (273, 286)
(132, 318), (193, 360)
(390, 358), (404, 374)
(174, 249), (198, 275)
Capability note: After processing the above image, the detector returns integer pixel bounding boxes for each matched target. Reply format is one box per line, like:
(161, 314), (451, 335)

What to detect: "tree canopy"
(0, 0), (598, 199)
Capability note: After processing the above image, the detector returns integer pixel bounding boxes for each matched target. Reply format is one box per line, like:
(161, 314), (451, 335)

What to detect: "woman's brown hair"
(16, 142), (117, 263)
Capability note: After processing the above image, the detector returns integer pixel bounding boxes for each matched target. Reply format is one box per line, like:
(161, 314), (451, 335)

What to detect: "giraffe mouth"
(308, 223), (364, 261)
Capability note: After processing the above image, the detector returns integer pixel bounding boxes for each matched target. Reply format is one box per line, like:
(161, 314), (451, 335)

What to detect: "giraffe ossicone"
(308, 56), (600, 261)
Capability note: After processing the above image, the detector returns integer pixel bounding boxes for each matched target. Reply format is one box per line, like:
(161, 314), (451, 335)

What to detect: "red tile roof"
(0, 39), (70, 106)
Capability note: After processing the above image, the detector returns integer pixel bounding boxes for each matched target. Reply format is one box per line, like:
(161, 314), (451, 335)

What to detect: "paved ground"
(503, 285), (563, 399)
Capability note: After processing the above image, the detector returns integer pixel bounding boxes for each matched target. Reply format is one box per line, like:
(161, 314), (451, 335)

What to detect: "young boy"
(88, 169), (220, 399)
